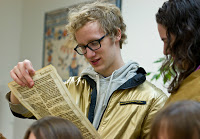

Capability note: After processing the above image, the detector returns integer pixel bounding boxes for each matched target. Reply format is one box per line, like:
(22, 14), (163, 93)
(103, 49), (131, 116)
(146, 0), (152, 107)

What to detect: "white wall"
(0, 0), (91, 139)
(0, 0), (23, 139)
(20, 0), (92, 70)
(0, 0), (168, 139)
(122, 0), (167, 93)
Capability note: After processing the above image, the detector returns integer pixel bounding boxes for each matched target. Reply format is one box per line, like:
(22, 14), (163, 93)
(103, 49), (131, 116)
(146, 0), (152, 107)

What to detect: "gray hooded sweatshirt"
(80, 61), (139, 129)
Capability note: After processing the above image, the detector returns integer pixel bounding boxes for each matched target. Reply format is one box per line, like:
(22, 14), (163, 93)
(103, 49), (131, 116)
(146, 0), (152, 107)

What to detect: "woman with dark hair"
(156, 0), (200, 105)
(24, 116), (83, 139)
(150, 100), (200, 139)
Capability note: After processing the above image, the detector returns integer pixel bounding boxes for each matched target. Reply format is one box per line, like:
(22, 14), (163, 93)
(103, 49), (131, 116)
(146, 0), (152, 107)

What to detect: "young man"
(7, 2), (167, 139)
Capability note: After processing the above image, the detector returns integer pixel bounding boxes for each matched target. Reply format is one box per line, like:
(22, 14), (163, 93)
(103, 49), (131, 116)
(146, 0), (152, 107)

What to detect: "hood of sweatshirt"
(80, 61), (140, 105)
(80, 60), (139, 87)
(80, 61), (143, 129)
(81, 61), (148, 129)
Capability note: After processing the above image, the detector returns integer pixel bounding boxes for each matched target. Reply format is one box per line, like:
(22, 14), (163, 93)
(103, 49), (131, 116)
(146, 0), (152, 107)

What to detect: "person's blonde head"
(66, 1), (127, 49)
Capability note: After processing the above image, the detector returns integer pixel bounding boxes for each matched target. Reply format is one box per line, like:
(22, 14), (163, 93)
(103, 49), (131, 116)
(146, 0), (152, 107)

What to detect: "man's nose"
(85, 47), (95, 58)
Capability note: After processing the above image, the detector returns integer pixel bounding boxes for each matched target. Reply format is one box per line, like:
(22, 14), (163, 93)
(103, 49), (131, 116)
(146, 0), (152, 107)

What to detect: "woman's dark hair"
(24, 116), (83, 139)
(150, 100), (200, 139)
(156, 0), (200, 93)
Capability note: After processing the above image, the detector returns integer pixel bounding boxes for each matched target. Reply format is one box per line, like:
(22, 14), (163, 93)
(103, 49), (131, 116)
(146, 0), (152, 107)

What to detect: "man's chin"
(93, 67), (102, 74)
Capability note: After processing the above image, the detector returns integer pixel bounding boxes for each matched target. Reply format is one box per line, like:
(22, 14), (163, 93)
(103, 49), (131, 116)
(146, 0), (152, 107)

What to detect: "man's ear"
(116, 28), (121, 41)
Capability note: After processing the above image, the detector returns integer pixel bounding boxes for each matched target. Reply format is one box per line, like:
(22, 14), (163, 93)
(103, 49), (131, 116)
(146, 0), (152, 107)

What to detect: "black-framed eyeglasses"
(74, 34), (108, 55)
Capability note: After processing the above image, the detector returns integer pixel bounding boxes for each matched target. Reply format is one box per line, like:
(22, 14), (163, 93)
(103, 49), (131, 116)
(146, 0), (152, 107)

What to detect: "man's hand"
(10, 59), (35, 104)
(10, 59), (35, 88)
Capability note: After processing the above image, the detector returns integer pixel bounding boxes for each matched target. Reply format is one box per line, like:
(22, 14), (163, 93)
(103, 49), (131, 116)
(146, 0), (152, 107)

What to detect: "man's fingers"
(26, 60), (35, 76)
(15, 65), (30, 86)
(18, 61), (34, 87)
(10, 60), (35, 88)
(10, 69), (26, 87)
(23, 59), (35, 76)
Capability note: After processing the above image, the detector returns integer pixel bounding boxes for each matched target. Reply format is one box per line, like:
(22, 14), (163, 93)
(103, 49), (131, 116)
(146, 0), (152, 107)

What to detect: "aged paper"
(8, 65), (100, 139)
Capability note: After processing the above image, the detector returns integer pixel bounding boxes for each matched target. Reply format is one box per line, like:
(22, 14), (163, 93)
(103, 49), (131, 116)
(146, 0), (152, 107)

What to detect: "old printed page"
(8, 65), (100, 139)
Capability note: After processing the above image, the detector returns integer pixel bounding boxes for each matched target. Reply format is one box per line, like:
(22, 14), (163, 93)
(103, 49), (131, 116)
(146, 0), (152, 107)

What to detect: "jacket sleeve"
(140, 92), (168, 139)
(5, 77), (79, 119)
(6, 92), (36, 119)
(6, 76), (89, 119)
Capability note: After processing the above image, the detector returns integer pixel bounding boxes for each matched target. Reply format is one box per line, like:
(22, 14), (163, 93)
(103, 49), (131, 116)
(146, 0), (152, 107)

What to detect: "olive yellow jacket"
(165, 69), (200, 106)
(66, 76), (167, 139)
(7, 68), (167, 139)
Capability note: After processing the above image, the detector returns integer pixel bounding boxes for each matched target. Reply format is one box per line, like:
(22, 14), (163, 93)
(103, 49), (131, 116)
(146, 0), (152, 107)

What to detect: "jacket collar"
(82, 67), (146, 90)
(117, 67), (146, 90)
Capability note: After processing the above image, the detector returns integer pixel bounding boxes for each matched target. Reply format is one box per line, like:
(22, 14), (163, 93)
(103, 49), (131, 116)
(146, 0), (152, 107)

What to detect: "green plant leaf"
(146, 72), (151, 76)
(153, 57), (165, 63)
(165, 72), (171, 80)
(163, 77), (168, 84)
(148, 57), (174, 85)
(151, 74), (161, 81)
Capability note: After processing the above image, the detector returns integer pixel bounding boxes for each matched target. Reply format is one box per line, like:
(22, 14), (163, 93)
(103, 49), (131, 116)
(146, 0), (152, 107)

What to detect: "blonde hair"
(66, 1), (127, 49)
